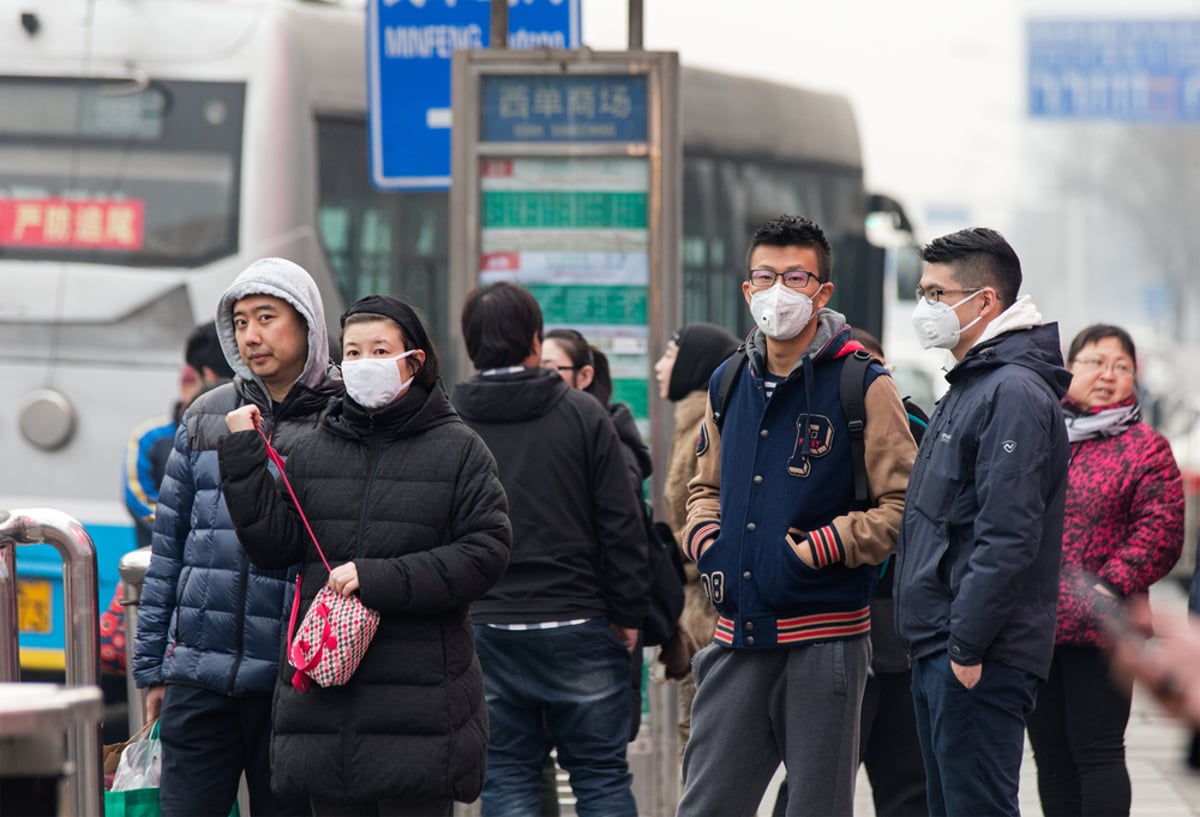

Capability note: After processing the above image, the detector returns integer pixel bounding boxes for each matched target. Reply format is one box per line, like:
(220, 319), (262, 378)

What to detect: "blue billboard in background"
(481, 75), (648, 142)
(368, 0), (581, 191)
(1028, 20), (1200, 121)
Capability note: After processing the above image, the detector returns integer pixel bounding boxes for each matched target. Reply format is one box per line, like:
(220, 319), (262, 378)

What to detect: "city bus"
(1, 0), (898, 740)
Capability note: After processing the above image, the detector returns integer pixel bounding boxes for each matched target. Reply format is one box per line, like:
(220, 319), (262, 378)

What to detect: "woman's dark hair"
(586, 346), (614, 408)
(461, 282), (543, 370)
(667, 323), (739, 401)
(1066, 323), (1137, 370)
(544, 328), (595, 369)
(340, 295), (441, 389)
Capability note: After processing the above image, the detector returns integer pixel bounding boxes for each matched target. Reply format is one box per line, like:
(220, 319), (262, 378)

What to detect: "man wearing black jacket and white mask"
(896, 228), (1070, 817)
(453, 281), (650, 817)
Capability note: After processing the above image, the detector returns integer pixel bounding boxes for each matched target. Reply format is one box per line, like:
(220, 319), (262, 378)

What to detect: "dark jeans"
(474, 620), (636, 817)
(911, 654), (1037, 817)
(1025, 646), (1133, 816)
(158, 684), (308, 817)
(860, 670), (928, 817)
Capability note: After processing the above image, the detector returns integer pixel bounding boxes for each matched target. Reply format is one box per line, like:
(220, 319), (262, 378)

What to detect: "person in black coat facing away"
(453, 282), (650, 817)
(219, 295), (511, 817)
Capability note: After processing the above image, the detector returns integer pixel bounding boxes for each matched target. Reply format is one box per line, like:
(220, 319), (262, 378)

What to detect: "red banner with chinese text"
(0, 199), (145, 250)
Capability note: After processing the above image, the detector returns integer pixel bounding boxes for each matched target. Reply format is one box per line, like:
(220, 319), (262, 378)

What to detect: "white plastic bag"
(110, 722), (162, 792)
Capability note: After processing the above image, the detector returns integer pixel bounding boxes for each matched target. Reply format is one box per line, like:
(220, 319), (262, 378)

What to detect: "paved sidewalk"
(853, 579), (1200, 816)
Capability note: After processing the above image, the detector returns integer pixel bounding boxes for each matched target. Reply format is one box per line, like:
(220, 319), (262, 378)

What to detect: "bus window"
(0, 77), (243, 267)
(315, 117), (450, 351)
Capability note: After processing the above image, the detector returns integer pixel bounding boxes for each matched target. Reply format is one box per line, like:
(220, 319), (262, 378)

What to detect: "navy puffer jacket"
(132, 375), (340, 693)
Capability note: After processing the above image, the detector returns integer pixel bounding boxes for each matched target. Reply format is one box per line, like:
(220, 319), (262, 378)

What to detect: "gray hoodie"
(215, 257), (332, 397)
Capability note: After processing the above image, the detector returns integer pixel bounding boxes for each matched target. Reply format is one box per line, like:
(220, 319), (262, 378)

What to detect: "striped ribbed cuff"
(688, 522), (720, 561)
(806, 525), (845, 568)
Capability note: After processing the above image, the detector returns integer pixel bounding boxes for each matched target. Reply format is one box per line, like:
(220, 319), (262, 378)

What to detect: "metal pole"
(0, 508), (102, 817)
(628, 0), (644, 50)
(490, 0), (507, 49)
(119, 546), (152, 734)
(0, 513), (19, 682)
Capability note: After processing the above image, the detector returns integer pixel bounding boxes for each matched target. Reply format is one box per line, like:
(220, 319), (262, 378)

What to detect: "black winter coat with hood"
(453, 367), (650, 629)
(895, 320), (1072, 681)
(218, 382), (511, 803)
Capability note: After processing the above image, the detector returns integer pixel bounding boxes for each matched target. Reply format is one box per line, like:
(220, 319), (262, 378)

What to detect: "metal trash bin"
(118, 547), (152, 735)
(0, 683), (102, 817)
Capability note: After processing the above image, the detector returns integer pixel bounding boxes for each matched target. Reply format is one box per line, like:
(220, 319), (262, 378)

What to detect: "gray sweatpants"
(677, 638), (870, 817)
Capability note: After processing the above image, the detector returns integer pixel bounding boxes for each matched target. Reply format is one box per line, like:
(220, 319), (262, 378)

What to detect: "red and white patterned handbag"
(259, 429), (381, 692)
(286, 579), (380, 691)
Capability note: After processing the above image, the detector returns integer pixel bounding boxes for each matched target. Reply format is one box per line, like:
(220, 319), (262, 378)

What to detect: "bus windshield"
(0, 76), (244, 268)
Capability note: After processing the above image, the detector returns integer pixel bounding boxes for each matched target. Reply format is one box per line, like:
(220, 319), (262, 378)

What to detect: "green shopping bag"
(103, 721), (240, 817)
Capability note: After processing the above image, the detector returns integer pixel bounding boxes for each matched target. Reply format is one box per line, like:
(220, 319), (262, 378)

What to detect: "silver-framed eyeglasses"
(1073, 357), (1134, 378)
(748, 268), (820, 289)
(914, 286), (981, 304)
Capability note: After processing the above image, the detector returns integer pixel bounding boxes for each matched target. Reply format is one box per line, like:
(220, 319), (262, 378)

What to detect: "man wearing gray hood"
(133, 258), (341, 817)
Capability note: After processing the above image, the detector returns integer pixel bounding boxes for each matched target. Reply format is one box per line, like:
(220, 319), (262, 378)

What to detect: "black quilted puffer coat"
(218, 382), (511, 803)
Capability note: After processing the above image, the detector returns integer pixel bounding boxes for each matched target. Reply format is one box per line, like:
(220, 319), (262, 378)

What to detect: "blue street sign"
(367, 0), (581, 190)
(1028, 20), (1200, 121)
(480, 75), (649, 142)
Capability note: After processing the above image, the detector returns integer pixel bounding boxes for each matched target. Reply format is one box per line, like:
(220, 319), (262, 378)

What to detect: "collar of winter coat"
(947, 312), (1072, 400)
(234, 363), (342, 419)
(452, 365), (569, 423)
(609, 402), (653, 480)
(745, 308), (856, 378)
(327, 381), (460, 439)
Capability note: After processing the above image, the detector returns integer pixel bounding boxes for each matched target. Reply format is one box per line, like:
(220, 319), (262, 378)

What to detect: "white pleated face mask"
(341, 350), (417, 409)
(749, 283), (815, 340)
(911, 289), (983, 350)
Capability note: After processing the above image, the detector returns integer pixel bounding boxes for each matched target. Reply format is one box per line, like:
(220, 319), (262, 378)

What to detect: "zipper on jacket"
(167, 565), (192, 660)
(355, 434), (385, 560)
(226, 549), (251, 693)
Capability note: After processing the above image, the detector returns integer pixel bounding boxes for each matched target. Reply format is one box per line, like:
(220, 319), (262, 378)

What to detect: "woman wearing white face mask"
(218, 294), (511, 817)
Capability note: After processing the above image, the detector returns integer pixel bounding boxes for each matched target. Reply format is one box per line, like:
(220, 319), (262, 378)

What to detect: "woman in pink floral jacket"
(1026, 323), (1184, 817)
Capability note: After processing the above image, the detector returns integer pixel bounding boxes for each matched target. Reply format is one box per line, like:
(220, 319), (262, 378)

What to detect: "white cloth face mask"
(911, 289), (983, 350)
(749, 282), (815, 340)
(341, 350), (417, 409)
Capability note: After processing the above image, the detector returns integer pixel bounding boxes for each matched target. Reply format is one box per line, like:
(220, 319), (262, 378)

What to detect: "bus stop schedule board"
(478, 74), (651, 419)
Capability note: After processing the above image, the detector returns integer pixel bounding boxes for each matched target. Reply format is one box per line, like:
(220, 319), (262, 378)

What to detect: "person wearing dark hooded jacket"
(133, 258), (340, 817)
(219, 295), (511, 817)
(895, 228), (1071, 817)
(453, 282), (649, 817)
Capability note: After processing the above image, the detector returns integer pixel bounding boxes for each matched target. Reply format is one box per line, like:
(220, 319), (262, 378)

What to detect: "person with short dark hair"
(219, 294), (510, 817)
(134, 258), (341, 817)
(452, 282), (650, 817)
(897, 227), (1071, 817)
(1025, 323), (1183, 817)
(677, 215), (915, 817)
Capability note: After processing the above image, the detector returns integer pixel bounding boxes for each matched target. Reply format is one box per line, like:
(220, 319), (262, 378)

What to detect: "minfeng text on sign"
(0, 199), (145, 250)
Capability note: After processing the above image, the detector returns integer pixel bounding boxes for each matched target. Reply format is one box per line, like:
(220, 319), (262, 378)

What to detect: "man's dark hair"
(462, 282), (544, 370)
(1066, 323), (1137, 370)
(920, 227), (1022, 309)
(185, 321), (235, 379)
(341, 295), (442, 389)
(745, 215), (833, 282)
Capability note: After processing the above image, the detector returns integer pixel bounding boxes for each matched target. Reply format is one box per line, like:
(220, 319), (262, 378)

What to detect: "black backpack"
(712, 346), (926, 508)
(640, 514), (688, 647)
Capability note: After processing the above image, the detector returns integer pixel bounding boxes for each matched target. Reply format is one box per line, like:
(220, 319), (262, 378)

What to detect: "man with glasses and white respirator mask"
(894, 227), (1071, 817)
(677, 215), (915, 817)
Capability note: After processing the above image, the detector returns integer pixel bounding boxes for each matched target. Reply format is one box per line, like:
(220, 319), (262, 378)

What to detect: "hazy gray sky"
(580, 0), (1196, 240)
